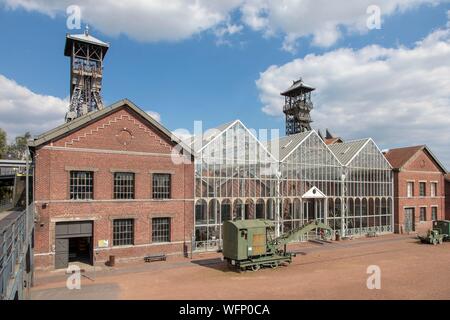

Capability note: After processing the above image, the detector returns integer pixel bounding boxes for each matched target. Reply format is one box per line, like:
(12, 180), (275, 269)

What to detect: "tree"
(7, 132), (31, 160)
(0, 128), (7, 159)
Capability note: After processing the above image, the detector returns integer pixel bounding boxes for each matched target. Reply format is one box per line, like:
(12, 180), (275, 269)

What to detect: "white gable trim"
(302, 186), (326, 199)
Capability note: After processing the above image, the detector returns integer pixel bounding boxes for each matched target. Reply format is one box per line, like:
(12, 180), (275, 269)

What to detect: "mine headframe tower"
(281, 78), (315, 135)
(64, 27), (109, 122)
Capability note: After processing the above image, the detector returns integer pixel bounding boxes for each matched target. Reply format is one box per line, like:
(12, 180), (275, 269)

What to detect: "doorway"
(404, 208), (415, 233)
(55, 221), (93, 269)
(69, 237), (92, 264)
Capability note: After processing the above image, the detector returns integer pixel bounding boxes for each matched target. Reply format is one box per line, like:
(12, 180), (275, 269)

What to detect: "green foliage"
(0, 128), (7, 158)
(7, 132), (31, 160)
(0, 130), (31, 160)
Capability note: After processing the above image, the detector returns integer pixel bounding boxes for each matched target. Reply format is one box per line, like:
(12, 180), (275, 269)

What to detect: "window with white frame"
(419, 182), (426, 197)
(113, 219), (134, 246)
(152, 217), (171, 242)
(114, 172), (135, 199)
(419, 207), (426, 222)
(431, 182), (437, 197)
(431, 207), (437, 221)
(70, 171), (94, 200)
(152, 174), (171, 199)
(407, 182), (414, 198)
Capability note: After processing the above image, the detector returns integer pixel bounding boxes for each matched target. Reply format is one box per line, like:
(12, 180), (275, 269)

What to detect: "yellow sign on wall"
(98, 240), (109, 248)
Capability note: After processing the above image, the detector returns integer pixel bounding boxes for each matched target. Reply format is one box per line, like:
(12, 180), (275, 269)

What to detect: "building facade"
(194, 121), (394, 250)
(29, 100), (194, 269)
(445, 174), (450, 220)
(384, 145), (447, 234)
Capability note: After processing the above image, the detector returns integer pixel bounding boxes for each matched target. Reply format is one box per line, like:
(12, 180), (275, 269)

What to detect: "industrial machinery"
(419, 220), (450, 245)
(223, 219), (332, 271)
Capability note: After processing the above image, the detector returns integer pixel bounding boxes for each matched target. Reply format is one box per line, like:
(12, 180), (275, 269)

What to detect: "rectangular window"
(407, 182), (414, 198)
(152, 174), (171, 199)
(431, 207), (437, 221)
(113, 219), (134, 246)
(114, 172), (135, 199)
(419, 182), (426, 197)
(70, 171), (93, 200)
(420, 207), (426, 222)
(431, 182), (437, 197)
(152, 217), (171, 243)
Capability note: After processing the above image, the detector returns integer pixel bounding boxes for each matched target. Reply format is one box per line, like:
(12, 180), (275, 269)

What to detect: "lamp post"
(340, 172), (346, 237)
(276, 170), (282, 237)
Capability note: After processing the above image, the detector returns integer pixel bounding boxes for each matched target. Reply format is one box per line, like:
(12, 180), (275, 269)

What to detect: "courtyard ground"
(31, 234), (450, 300)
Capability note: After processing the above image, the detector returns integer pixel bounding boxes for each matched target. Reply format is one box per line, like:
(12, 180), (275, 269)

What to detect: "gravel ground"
(31, 234), (450, 300)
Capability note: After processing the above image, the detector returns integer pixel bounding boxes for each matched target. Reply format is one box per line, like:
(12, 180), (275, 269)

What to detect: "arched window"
(328, 199), (335, 218)
(195, 199), (207, 225)
(266, 199), (275, 220)
(256, 199), (265, 219)
(348, 198), (354, 216)
(293, 198), (301, 220)
(209, 199), (220, 225)
(233, 199), (243, 219)
(245, 199), (255, 219)
(221, 199), (232, 222)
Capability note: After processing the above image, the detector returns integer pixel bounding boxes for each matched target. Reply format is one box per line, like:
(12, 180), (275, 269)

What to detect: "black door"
(55, 238), (69, 269)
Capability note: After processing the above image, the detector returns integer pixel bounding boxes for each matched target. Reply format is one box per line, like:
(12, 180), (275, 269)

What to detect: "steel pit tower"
(64, 27), (109, 122)
(281, 78), (315, 135)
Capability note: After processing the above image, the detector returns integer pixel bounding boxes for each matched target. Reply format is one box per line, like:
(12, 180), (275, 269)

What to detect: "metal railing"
(0, 204), (34, 300)
(0, 198), (13, 212)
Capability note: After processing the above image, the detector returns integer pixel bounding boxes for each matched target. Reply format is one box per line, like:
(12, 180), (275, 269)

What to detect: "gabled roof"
(384, 145), (447, 173)
(267, 131), (312, 161)
(190, 120), (278, 162)
(328, 139), (370, 166)
(29, 99), (192, 156)
(324, 137), (343, 145)
(64, 32), (109, 56)
(189, 120), (237, 152)
(281, 79), (315, 97)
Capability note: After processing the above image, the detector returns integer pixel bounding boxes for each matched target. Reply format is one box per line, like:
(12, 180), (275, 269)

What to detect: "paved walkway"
(31, 234), (450, 300)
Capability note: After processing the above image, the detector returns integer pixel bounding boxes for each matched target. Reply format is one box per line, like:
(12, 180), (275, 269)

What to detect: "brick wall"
(33, 105), (194, 269)
(393, 149), (446, 234)
(446, 178), (450, 220)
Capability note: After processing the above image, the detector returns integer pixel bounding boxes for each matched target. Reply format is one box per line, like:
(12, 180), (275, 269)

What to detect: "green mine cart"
(419, 220), (450, 245)
(223, 219), (332, 271)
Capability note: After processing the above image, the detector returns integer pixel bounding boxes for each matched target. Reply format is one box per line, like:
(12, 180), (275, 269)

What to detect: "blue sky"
(0, 0), (449, 168)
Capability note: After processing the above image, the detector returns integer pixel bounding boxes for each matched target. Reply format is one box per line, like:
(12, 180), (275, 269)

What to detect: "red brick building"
(29, 99), (194, 269)
(446, 174), (450, 220)
(384, 145), (447, 234)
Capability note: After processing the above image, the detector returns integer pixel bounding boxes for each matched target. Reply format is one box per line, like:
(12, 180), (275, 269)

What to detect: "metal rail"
(0, 204), (34, 300)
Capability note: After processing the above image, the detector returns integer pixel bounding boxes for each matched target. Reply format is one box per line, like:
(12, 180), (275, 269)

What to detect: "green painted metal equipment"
(223, 219), (332, 271)
(419, 220), (450, 245)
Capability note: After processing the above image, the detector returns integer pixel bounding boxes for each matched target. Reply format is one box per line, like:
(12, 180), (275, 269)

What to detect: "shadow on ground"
(190, 257), (237, 273)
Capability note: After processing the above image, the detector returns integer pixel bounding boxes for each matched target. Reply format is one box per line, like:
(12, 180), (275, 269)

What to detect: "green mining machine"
(222, 219), (332, 271)
(419, 220), (450, 245)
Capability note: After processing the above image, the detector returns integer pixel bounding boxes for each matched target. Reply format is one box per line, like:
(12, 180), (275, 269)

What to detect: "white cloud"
(172, 128), (193, 143)
(146, 110), (161, 123)
(2, 0), (446, 49)
(2, 0), (243, 42)
(0, 74), (67, 140)
(256, 23), (450, 168)
(214, 21), (243, 46)
(241, 0), (445, 50)
(0, 74), (163, 141)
